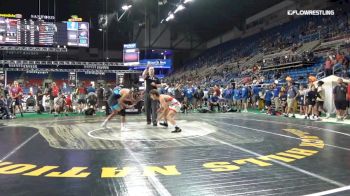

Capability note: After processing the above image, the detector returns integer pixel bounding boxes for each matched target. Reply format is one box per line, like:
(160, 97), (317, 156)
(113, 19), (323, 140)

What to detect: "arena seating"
(167, 10), (350, 88)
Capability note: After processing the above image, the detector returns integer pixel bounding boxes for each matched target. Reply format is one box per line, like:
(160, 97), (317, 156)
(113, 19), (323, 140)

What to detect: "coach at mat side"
(143, 64), (161, 126)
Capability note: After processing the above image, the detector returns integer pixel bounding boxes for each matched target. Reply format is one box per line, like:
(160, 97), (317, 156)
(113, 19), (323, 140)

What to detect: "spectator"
(264, 85), (274, 114)
(233, 85), (242, 112)
(316, 81), (329, 119)
(286, 75), (292, 82)
(62, 82), (70, 94)
(174, 84), (184, 104)
(0, 84), (12, 119)
(76, 83), (87, 113)
(252, 83), (261, 110)
(333, 78), (348, 121)
(184, 85), (195, 109)
(54, 93), (66, 116)
(103, 84), (112, 116)
(65, 94), (73, 114)
(279, 88), (288, 114)
(305, 84), (317, 119)
(194, 86), (204, 109)
(342, 54), (349, 78)
(298, 85), (307, 116)
(308, 74), (317, 84)
(36, 85), (44, 114)
(97, 84), (104, 110)
(87, 83), (96, 94)
(324, 57), (333, 77)
(241, 84), (249, 112)
(209, 91), (220, 112)
(272, 83), (281, 112)
(285, 81), (299, 118)
(10, 81), (24, 117)
(87, 92), (98, 112)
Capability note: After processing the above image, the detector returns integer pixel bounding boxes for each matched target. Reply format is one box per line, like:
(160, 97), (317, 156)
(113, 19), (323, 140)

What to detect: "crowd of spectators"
(159, 76), (350, 122)
(169, 9), (350, 88)
(0, 80), (115, 119)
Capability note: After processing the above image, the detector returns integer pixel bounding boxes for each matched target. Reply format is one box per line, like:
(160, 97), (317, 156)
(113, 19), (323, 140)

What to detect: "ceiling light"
(122, 5), (132, 11)
(165, 13), (175, 22)
(184, 0), (193, 4)
(174, 4), (185, 13)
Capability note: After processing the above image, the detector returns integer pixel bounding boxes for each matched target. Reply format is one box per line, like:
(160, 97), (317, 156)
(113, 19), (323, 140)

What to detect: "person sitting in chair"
(209, 91), (220, 112)
(54, 93), (66, 117)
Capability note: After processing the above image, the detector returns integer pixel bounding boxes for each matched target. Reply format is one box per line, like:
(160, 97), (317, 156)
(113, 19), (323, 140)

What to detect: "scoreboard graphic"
(0, 17), (89, 47)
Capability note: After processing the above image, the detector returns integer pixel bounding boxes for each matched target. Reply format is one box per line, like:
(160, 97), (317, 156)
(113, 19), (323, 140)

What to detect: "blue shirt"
(184, 88), (194, 99)
(211, 96), (219, 102)
(265, 90), (274, 102)
(273, 87), (281, 97)
(224, 89), (232, 99)
(253, 85), (260, 96)
(62, 87), (70, 94)
(87, 86), (96, 93)
(241, 87), (248, 98)
(160, 87), (167, 94)
(233, 88), (241, 100)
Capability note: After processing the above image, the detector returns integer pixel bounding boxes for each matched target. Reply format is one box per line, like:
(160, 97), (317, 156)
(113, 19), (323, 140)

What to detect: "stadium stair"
(241, 53), (264, 68)
(295, 40), (320, 54)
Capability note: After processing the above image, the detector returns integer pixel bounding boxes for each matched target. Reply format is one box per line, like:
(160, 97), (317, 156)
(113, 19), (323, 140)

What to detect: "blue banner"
(136, 59), (172, 69)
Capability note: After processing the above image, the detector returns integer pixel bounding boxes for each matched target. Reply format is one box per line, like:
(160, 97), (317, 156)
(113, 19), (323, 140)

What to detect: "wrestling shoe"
(159, 122), (168, 127)
(121, 126), (129, 131)
(101, 122), (107, 128)
(171, 127), (182, 133)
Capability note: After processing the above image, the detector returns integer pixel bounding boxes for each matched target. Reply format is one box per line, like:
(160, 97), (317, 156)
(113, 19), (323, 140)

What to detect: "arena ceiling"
(160, 0), (284, 40)
(0, 0), (297, 49)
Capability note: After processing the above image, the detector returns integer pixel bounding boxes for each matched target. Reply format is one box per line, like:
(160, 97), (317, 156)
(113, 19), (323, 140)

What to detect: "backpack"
(85, 108), (95, 116)
(26, 97), (36, 107)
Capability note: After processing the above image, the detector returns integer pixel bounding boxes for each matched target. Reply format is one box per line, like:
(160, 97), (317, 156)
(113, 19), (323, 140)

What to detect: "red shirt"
(52, 86), (59, 97)
(77, 87), (86, 95)
(65, 96), (72, 106)
(214, 87), (221, 97)
(11, 86), (23, 99)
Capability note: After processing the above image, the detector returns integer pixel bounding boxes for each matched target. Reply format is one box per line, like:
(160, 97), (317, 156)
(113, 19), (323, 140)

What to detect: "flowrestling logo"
(287, 10), (334, 16)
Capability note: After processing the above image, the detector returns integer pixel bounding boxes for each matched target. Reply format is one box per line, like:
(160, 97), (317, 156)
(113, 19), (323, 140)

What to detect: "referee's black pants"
(144, 92), (158, 124)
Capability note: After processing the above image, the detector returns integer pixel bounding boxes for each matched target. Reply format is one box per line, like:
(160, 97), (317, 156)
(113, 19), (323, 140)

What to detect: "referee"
(143, 64), (161, 126)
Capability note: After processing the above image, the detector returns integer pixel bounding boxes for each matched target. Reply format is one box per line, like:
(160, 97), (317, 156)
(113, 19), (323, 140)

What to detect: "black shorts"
(78, 99), (86, 104)
(265, 100), (272, 107)
(119, 109), (126, 116)
(335, 100), (347, 110)
(317, 101), (324, 105)
(308, 101), (316, 106)
(88, 100), (97, 106)
(175, 98), (183, 103)
(13, 99), (21, 106)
